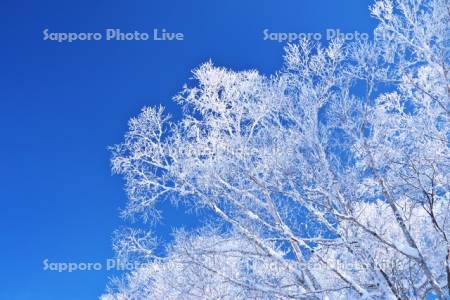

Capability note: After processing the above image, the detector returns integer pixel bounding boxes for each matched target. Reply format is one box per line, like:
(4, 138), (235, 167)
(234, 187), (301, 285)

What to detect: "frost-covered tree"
(102, 0), (450, 299)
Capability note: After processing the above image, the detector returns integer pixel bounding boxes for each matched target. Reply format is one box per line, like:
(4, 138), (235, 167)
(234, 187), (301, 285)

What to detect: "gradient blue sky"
(0, 1), (376, 299)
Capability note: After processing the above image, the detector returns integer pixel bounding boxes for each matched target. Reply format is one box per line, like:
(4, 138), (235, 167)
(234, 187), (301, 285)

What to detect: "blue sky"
(0, 1), (376, 299)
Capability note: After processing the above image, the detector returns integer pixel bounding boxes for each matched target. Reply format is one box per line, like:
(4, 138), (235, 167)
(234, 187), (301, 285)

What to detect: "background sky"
(0, 1), (376, 299)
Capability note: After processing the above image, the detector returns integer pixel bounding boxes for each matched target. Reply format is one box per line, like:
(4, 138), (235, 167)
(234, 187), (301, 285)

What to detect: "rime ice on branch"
(104, 0), (450, 299)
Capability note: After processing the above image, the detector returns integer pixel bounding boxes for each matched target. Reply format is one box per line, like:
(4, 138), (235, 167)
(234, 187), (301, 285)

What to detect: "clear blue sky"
(0, 1), (375, 299)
